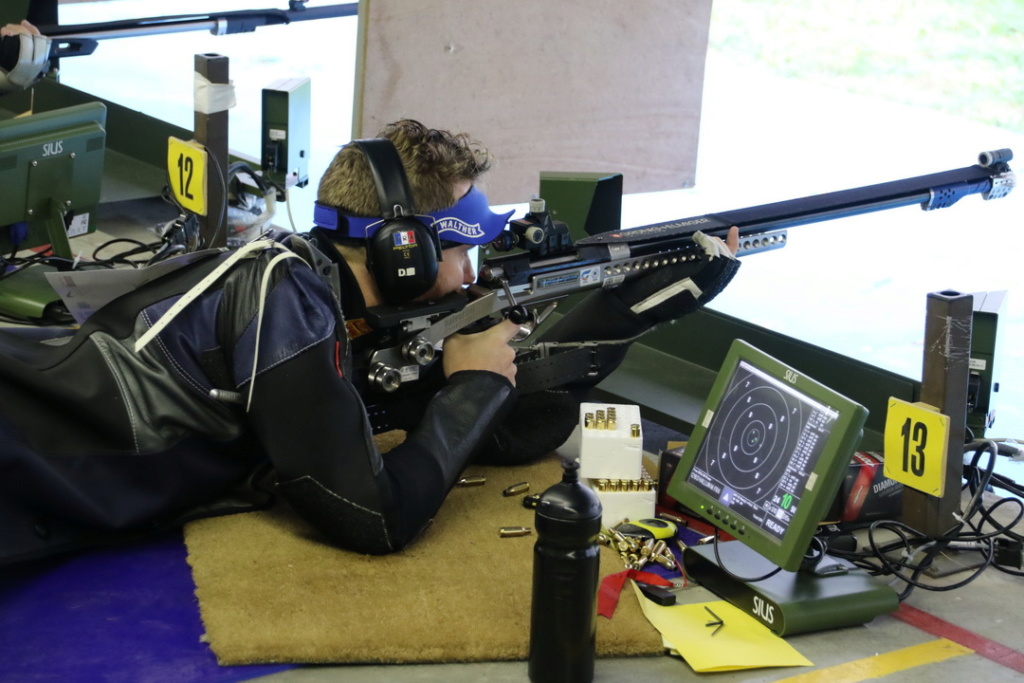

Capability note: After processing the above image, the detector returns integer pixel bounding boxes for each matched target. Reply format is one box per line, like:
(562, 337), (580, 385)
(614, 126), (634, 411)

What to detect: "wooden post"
(901, 290), (972, 537)
(193, 53), (230, 249)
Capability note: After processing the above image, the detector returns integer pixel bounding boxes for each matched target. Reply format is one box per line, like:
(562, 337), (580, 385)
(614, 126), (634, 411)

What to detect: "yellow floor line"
(775, 638), (974, 683)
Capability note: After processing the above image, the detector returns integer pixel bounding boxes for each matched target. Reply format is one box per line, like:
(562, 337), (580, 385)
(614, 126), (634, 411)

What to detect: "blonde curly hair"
(317, 119), (493, 215)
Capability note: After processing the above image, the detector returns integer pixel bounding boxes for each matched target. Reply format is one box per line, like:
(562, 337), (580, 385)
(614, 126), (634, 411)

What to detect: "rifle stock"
(362, 150), (1014, 394)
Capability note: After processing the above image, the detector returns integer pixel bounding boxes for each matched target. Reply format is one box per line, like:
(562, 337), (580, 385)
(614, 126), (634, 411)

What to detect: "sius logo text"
(753, 596), (776, 625)
(42, 140), (64, 157)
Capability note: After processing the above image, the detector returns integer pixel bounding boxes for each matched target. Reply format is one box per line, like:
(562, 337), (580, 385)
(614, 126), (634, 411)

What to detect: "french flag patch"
(393, 230), (417, 246)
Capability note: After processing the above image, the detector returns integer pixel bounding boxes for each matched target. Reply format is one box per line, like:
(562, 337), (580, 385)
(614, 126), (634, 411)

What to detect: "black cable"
(817, 438), (1024, 601)
(710, 529), (783, 583)
(90, 237), (164, 267)
(204, 151), (229, 250)
(963, 442), (1024, 543)
(861, 519), (990, 601)
(227, 161), (271, 196)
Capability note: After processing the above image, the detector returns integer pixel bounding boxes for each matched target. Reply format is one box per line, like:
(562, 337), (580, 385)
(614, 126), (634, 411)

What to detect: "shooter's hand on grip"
(443, 318), (519, 386)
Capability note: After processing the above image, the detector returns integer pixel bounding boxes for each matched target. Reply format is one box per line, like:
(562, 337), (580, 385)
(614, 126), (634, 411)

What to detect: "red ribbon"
(598, 569), (673, 618)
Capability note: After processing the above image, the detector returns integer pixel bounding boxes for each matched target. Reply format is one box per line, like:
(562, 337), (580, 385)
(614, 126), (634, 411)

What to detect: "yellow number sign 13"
(883, 397), (950, 498)
(167, 137), (209, 216)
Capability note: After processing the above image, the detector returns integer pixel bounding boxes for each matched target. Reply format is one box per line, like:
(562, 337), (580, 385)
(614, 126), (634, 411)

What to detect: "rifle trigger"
(534, 302), (558, 327)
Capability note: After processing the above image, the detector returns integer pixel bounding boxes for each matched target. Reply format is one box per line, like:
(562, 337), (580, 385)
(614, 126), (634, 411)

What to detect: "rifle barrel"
(41, 4), (358, 42)
(579, 152), (1014, 249)
(714, 164), (1001, 235)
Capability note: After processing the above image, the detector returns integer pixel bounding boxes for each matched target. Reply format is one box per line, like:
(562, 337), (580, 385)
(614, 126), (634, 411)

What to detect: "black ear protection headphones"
(355, 138), (442, 304)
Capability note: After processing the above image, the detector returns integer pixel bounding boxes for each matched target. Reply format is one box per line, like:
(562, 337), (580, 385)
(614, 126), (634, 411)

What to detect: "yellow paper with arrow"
(630, 583), (812, 672)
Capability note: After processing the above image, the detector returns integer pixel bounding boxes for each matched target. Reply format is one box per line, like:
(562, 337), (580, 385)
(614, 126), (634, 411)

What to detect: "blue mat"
(0, 532), (292, 683)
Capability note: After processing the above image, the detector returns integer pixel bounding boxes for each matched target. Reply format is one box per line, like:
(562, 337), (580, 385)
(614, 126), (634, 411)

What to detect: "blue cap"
(314, 186), (513, 246)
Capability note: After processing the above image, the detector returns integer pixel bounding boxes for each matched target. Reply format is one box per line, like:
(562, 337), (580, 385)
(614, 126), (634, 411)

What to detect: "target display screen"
(667, 340), (868, 572)
(685, 359), (839, 543)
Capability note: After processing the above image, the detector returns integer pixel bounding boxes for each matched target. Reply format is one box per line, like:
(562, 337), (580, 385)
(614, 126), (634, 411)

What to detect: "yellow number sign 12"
(167, 137), (209, 216)
(883, 397), (950, 498)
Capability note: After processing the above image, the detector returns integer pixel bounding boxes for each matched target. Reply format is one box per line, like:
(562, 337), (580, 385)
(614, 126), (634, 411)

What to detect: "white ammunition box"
(578, 402), (643, 480)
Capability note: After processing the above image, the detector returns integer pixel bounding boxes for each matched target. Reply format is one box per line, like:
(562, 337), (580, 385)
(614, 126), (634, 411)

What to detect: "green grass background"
(709, 0), (1023, 133)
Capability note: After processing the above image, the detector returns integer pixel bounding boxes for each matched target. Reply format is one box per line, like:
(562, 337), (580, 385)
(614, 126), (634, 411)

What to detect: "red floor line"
(894, 603), (1024, 674)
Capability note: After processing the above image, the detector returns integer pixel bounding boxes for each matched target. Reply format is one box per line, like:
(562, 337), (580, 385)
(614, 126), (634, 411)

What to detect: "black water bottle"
(528, 460), (603, 683)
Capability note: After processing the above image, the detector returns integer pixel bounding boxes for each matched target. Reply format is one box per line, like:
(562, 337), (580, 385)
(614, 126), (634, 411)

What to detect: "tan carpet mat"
(184, 453), (662, 665)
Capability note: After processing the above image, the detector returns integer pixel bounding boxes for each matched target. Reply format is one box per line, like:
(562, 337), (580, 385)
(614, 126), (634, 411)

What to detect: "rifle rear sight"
(489, 197), (572, 258)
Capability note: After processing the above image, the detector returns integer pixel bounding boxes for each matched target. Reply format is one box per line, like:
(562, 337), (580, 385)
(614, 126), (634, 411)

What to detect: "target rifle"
(359, 149), (1015, 394)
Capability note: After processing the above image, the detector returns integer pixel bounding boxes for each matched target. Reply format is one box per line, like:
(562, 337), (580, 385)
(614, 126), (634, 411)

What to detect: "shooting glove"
(523, 228), (741, 382)
(0, 30), (51, 92)
(613, 230), (740, 327)
(475, 231), (740, 466)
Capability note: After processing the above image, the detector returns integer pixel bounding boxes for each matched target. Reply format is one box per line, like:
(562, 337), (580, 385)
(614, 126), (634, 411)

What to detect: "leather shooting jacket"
(0, 239), (516, 566)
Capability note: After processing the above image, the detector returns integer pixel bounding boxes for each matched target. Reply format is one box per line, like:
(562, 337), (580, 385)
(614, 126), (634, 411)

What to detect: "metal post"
(194, 53), (230, 249)
(901, 290), (972, 537)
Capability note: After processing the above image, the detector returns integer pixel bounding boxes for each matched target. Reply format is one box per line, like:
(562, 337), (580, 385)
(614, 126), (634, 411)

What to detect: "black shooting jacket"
(0, 239), (516, 566)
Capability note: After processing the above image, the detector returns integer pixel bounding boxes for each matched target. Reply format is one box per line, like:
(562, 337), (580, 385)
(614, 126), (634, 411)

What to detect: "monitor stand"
(0, 211), (74, 322)
(682, 541), (899, 636)
(0, 262), (68, 322)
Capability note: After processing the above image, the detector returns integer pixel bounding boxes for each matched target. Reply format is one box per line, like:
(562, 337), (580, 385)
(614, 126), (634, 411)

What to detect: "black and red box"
(827, 451), (902, 525)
